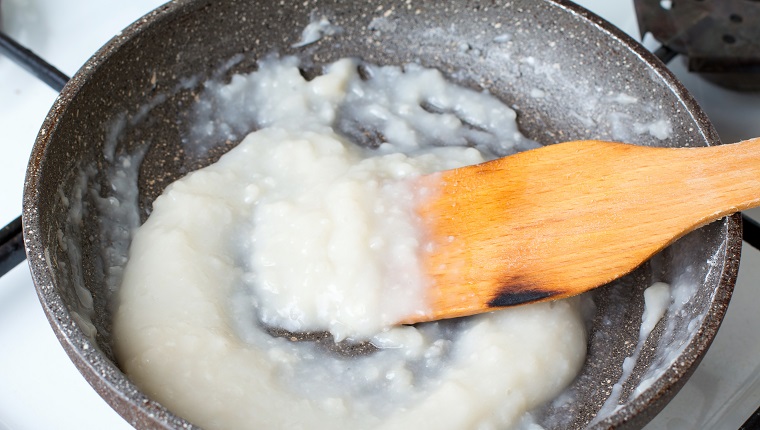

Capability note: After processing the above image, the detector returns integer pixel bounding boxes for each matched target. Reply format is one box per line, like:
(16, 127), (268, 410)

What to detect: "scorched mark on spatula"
(487, 284), (556, 308)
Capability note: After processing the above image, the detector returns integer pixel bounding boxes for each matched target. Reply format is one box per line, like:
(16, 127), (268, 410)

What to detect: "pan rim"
(21, 0), (738, 429)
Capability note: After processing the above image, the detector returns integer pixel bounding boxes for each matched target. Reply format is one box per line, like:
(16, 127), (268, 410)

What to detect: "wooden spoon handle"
(411, 138), (760, 323)
(662, 137), (760, 217)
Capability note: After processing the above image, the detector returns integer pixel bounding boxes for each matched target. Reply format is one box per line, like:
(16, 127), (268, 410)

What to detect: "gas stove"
(1, 1), (760, 429)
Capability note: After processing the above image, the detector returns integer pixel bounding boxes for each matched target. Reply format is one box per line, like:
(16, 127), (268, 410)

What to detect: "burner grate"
(0, 32), (68, 91)
(635, 0), (760, 91)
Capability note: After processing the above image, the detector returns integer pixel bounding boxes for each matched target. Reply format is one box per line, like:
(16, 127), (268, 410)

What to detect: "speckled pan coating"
(22, 0), (739, 429)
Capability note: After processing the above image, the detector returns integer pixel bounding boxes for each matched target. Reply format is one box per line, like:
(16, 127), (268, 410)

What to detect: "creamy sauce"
(113, 56), (587, 430)
(292, 14), (342, 48)
(592, 281), (672, 422)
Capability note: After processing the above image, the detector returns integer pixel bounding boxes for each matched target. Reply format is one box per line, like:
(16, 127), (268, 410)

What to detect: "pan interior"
(24, 0), (735, 429)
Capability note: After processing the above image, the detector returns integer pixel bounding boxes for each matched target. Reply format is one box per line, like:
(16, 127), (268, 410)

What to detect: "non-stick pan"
(22, 0), (739, 428)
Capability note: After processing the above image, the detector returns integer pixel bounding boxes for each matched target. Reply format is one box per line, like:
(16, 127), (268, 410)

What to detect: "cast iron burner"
(635, 0), (760, 91)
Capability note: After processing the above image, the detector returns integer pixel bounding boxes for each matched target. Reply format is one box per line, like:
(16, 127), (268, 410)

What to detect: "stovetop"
(1, 0), (760, 428)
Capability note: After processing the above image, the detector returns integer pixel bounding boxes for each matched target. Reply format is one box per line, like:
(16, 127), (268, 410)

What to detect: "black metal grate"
(636, 0), (760, 91)
(0, 31), (68, 92)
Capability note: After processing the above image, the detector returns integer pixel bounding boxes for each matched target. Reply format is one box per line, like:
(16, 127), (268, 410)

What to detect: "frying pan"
(21, 0), (739, 428)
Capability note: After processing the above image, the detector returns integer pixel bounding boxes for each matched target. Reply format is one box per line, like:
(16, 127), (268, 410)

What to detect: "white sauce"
(634, 119), (673, 140)
(292, 14), (342, 48)
(592, 281), (672, 422)
(236, 127), (467, 340)
(113, 56), (587, 429)
(641, 282), (671, 335)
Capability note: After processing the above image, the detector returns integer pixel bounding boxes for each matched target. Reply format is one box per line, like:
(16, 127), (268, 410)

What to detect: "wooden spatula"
(406, 138), (760, 324)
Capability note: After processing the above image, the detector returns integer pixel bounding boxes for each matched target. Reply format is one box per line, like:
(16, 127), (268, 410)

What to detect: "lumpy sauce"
(113, 56), (587, 430)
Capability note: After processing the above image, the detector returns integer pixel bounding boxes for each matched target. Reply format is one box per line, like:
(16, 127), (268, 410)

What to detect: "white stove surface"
(1, 1), (759, 429)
